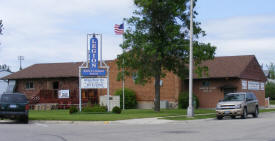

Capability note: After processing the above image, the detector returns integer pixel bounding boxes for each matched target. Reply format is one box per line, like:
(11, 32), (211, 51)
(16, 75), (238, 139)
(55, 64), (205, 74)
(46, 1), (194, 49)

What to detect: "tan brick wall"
(13, 60), (266, 109)
(98, 61), (181, 105)
(238, 79), (265, 107)
(192, 78), (265, 108)
(15, 78), (78, 99)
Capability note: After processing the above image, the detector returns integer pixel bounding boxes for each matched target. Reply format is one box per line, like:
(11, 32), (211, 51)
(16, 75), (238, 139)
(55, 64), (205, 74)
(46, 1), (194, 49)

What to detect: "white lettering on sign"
(242, 80), (247, 90)
(260, 82), (265, 90)
(81, 78), (107, 89)
(248, 81), (260, 90)
(58, 90), (70, 98)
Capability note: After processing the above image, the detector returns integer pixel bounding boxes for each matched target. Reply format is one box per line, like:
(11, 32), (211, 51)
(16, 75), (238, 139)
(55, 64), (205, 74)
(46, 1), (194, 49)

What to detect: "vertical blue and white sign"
(90, 37), (98, 69)
(81, 35), (106, 76)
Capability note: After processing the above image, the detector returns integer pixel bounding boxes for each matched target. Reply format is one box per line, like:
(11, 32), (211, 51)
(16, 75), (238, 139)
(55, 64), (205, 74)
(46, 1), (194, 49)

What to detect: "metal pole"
(79, 67), (82, 112)
(100, 34), (103, 67)
(87, 34), (89, 68)
(122, 25), (125, 110)
(107, 66), (110, 111)
(18, 56), (24, 70)
(187, 0), (194, 117)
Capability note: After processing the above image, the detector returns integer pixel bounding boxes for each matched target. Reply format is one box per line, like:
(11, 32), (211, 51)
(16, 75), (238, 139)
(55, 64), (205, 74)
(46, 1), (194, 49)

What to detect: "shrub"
(178, 91), (199, 109)
(82, 105), (107, 113)
(266, 82), (275, 100)
(69, 106), (78, 114)
(115, 88), (137, 109)
(112, 106), (121, 114)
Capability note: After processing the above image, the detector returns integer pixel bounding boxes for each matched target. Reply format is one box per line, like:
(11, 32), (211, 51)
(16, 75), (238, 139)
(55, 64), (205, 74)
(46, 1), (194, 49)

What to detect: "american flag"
(114, 23), (124, 35)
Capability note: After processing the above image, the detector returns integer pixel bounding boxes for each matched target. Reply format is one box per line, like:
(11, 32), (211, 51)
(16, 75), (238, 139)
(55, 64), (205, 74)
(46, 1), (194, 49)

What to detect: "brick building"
(3, 55), (266, 108)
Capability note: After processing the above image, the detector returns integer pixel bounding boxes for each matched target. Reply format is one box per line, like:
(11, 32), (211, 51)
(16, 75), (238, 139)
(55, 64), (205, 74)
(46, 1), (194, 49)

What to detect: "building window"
(132, 72), (138, 83)
(25, 81), (34, 89)
(202, 81), (210, 87)
(53, 81), (59, 89)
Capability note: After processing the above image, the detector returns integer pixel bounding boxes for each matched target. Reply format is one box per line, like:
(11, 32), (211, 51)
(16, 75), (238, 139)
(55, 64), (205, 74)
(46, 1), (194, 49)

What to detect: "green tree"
(116, 0), (216, 112)
(265, 82), (275, 99)
(0, 64), (11, 72)
(0, 20), (3, 46)
(115, 88), (137, 109)
(0, 20), (3, 35)
(266, 63), (275, 79)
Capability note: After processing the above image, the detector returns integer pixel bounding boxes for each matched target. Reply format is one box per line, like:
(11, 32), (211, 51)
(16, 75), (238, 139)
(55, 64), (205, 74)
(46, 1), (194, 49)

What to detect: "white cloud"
(200, 15), (275, 66)
(202, 16), (275, 40)
(0, 0), (133, 71)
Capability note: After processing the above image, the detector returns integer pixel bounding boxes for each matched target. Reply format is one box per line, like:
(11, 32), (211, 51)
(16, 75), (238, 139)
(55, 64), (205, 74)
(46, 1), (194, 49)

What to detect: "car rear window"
(1, 94), (27, 103)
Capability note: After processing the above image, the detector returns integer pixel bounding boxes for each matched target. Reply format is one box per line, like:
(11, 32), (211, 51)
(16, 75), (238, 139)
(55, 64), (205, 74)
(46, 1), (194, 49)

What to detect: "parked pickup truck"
(0, 93), (29, 123)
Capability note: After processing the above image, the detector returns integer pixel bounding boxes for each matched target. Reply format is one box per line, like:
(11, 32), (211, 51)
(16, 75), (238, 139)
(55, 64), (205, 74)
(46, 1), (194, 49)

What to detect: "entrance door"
(223, 88), (236, 95)
(84, 89), (98, 105)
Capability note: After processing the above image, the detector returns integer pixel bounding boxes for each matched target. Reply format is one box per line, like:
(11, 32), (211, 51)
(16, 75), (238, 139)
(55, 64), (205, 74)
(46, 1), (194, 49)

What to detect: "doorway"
(83, 89), (98, 105)
(223, 88), (236, 95)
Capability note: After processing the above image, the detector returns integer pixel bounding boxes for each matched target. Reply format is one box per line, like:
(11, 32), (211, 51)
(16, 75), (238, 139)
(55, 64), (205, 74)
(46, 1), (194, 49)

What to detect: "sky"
(0, 0), (275, 72)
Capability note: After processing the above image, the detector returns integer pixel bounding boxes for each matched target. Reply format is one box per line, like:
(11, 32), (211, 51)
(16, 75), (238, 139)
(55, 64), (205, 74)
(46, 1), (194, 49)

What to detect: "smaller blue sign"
(81, 68), (106, 76)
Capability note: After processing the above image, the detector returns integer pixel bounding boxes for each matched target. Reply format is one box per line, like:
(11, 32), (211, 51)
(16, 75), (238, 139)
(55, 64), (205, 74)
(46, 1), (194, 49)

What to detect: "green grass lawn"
(29, 109), (215, 121)
(29, 108), (275, 121)
(270, 100), (275, 105)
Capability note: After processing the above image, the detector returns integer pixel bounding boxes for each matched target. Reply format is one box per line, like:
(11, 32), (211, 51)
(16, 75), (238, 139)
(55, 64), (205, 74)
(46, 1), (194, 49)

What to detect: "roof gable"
(194, 55), (255, 79)
(3, 62), (83, 79)
(240, 56), (267, 81)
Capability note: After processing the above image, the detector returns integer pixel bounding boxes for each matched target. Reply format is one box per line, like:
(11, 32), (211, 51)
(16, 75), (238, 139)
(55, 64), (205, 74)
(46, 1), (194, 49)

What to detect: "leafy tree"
(265, 82), (275, 99)
(0, 20), (3, 46)
(0, 20), (3, 35)
(115, 88), (137, 109)
(0, 64), (11, 72)
(266, 63), (275, 79)
(116, 0), (216, 112)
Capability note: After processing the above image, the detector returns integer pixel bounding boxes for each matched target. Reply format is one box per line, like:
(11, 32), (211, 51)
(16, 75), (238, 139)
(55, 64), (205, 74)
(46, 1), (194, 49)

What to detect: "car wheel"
(241, 108), (247, 119)
(21, 116), (29, 124)
(253, 107), (259, 118)
(217, 116), (223, 120)
(231, 115), (236, 119)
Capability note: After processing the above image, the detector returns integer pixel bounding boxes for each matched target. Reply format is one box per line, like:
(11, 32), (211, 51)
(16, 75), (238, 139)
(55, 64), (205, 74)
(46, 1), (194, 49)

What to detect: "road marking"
(34, 123), (48, 127)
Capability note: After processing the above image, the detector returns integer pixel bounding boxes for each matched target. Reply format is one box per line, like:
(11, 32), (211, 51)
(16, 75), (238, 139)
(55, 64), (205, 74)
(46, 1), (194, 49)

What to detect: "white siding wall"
(0, 70), (12, 94)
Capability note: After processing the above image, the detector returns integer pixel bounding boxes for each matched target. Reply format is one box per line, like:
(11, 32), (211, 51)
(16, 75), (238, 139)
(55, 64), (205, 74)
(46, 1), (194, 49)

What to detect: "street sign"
(58, 90), (70, 98)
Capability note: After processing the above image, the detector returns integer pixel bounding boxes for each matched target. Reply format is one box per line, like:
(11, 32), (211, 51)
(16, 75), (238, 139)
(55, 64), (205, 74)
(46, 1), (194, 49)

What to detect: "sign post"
(79, 33), (110, 112)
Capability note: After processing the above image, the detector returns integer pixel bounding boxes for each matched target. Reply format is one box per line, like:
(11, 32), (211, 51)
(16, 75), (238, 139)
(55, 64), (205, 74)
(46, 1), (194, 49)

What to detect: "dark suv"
(216, 92), (259, 119)
(0, 93), (29, 123)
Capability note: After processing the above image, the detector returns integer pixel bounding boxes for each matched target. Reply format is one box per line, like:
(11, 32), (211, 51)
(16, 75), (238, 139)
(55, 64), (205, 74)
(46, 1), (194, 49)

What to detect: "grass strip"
(29, 109), (215, 121)
(29, 108), (275, 121)
(270, 100), (275, 105)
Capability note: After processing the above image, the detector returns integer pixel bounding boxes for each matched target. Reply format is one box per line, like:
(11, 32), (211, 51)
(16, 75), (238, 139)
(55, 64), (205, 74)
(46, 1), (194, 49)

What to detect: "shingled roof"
(3, 62), (84, 79)
(194, 55), (266, 81)
(3, 55), (266, 82)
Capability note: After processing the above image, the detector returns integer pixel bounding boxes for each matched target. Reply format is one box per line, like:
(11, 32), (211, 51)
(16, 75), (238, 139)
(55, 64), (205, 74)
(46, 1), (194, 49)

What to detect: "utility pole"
(18, 56), (24, 70)
(187, 0), (194, 117)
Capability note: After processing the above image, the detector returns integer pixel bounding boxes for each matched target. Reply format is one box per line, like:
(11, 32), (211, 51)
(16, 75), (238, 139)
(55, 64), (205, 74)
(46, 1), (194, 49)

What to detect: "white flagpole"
(122, 22), (125, 110)
(187, 0), (194, 117)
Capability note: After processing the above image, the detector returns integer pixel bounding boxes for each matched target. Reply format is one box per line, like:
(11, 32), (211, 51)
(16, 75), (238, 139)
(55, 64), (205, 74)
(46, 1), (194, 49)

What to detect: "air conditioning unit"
(160, 100), (169, 109)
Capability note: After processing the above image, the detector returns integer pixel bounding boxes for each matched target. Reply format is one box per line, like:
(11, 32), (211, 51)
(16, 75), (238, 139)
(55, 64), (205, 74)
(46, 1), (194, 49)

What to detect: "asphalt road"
(1, 112), (275, 141)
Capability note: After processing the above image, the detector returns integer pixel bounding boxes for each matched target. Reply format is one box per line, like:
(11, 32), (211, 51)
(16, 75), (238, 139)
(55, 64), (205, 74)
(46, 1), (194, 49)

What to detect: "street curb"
(30, 120), (111, 125)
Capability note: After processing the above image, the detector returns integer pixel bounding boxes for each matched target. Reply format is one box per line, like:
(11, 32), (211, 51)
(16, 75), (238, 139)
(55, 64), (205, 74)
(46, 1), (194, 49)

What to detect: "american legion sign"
(81, 35), (106, 76)
(79, 34), (111, 111)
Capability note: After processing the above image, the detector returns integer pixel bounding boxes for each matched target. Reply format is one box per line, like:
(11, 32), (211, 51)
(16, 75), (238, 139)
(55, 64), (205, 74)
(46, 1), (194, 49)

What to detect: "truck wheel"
(241, 108), (247, 119)
(217, 116), (223, 120)
(252, 107), (259, 118)
(22, 116), (29, 124)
